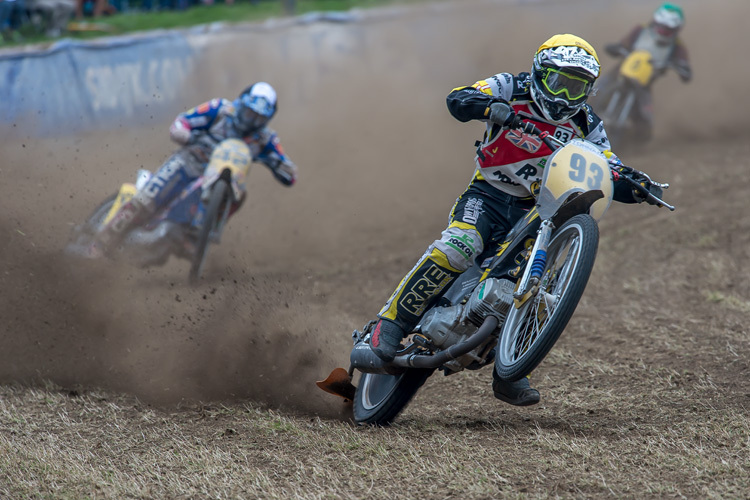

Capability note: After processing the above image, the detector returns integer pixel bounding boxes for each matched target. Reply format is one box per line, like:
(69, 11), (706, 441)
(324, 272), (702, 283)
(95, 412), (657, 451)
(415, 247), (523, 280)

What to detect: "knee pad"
(431, 223), (483, 272)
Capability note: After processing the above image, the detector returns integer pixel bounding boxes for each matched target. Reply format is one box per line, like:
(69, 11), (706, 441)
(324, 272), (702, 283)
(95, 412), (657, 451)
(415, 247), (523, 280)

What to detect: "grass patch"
(6, 0), (425, 46)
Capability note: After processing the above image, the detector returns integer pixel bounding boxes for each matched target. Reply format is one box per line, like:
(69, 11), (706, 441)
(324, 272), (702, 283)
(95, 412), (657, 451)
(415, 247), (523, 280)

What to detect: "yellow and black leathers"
(377, 72), (641, 334)
(378, 179), (535, 331)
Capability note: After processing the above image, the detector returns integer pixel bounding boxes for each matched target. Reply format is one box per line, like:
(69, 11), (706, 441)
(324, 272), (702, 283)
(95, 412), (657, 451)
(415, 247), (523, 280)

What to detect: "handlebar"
(505, 116), (676, 211)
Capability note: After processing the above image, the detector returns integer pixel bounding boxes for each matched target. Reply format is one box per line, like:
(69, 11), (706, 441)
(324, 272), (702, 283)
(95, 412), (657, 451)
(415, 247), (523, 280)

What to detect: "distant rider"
(86, 82), (298, 258)
(598, 2), (692, 141)
(367, 34), (664, 407)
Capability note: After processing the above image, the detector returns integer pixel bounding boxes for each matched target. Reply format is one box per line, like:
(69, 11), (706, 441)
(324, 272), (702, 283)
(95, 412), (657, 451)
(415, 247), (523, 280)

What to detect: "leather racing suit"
(377, 72), (640, 333)
(95, 98), (298, 250)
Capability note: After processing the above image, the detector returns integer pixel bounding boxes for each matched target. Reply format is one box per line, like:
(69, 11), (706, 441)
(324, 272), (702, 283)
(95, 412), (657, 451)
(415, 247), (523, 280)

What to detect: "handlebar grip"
(509, 115), (536, 134)
(509, 115), (558, 151)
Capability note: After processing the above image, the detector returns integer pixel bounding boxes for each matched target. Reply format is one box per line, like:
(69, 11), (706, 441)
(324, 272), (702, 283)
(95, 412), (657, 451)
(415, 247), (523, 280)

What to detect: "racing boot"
(492, 369), (540, 406)
(370, 318), (406, 363)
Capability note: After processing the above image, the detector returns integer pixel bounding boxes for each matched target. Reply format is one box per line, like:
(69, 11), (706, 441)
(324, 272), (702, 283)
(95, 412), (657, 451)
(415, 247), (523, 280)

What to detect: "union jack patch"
(505, 128), (542, 153)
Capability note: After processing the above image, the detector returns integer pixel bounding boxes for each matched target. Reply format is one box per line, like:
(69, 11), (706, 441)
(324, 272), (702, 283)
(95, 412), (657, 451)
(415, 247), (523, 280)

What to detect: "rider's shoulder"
(184, 98), (232, 117)
(511, 72), (532, 98)
(574, 103), (604, 132)
(216, 98), (235, 115)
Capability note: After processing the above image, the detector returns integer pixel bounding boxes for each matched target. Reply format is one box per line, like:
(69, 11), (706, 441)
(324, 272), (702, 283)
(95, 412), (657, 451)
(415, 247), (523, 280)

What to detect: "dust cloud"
(0, 0), (746, 416)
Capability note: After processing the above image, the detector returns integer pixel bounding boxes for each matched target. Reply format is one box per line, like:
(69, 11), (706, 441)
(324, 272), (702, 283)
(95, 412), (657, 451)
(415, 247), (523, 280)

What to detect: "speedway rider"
(85, 82), (298, 258)
(598, 2), (692, 142)
(368, 34), (664, 407)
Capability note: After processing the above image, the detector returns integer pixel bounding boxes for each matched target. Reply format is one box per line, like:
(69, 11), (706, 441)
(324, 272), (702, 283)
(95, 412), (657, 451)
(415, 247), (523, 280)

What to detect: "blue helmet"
(234, 82), (278, 135)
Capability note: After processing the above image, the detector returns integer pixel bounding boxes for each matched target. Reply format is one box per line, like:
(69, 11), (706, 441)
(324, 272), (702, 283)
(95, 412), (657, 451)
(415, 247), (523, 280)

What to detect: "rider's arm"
(169, 98), (233, 145)
(255, 131), (297, 187)
(446, 73), (515, 122)
(580, 107), (640, 204)
(605, 25), (643, 57)
(670, 40), (692, 82)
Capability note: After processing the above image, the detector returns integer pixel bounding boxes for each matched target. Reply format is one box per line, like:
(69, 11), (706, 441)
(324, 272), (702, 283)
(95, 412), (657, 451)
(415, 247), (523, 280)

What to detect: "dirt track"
(1, 0), (749, 497)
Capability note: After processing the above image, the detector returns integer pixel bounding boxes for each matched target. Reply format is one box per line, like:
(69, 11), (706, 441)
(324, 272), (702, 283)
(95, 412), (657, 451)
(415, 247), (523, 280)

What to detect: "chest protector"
(475, 102), (581, 198)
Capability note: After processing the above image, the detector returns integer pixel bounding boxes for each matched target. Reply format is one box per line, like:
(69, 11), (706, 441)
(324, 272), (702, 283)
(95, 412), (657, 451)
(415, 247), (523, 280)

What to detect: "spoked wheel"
(495, 214), (599, 381)
(189, 179), (229, 284)
(353, 369), (433, 426)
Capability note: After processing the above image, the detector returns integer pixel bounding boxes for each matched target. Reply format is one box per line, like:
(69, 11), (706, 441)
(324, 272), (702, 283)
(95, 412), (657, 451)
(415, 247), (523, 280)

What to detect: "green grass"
(6, 0), (421, 47)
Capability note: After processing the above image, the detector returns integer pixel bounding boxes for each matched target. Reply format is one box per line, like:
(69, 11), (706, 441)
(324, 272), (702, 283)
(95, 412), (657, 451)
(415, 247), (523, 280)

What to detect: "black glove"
(633, 181), (664, 206)
(488, 101), (514, 128)
(674, 61), (692, 83)
(272, 168), (295, 186)
(265, 157), (296, 186)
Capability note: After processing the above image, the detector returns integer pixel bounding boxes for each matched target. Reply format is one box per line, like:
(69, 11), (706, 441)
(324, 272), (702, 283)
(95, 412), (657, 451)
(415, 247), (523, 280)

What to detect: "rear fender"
(103, 183), (137, 226)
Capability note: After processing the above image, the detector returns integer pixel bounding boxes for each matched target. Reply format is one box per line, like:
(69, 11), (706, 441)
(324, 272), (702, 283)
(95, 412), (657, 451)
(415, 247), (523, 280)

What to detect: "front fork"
(513, 219), (554, 300)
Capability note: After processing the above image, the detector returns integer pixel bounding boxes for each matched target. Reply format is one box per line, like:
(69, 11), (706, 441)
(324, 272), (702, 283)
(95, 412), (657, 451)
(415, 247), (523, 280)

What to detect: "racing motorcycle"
(594, 48), (656, 151)
(66, 138), (251, 284)
(594, 45), (691, 152)
(317, 119), (674, 425)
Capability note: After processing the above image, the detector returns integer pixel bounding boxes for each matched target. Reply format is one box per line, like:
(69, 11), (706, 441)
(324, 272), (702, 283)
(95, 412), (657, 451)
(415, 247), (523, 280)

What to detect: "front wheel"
(353, 369), (433, 426)
(495, 214), (599, 381)
(189, 179), (229, 284)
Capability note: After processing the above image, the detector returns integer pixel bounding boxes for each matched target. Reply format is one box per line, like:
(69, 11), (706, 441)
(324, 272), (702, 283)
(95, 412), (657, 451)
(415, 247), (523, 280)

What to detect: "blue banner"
(0, 32), (195, 136)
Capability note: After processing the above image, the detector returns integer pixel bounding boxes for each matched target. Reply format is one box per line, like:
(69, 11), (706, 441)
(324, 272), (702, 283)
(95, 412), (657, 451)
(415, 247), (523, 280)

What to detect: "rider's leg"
(492, 369), (540, 406)
(92, 151), (200, 255)
(372, 230), (471, 362)
(371, 190), (491, 362)
(371, 181), (542, 405)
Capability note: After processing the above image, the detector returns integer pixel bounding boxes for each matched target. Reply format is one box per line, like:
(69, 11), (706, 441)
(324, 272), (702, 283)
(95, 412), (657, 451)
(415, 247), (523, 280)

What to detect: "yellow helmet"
(531, 34), (601, 123)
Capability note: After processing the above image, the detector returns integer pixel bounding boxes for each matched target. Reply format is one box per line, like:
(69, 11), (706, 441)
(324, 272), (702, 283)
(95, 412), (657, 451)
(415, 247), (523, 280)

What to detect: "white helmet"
(652, 3), (685, 43)
(530, 34), (600, 123)
(234, 82), (278, 135)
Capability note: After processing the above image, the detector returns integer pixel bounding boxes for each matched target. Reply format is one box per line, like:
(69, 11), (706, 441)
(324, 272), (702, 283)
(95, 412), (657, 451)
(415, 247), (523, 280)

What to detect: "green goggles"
(539, 67), (594, 102)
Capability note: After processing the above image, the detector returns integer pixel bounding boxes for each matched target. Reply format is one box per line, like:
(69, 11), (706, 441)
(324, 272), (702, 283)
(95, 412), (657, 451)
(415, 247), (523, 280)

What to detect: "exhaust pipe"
(350, 315), (500, 374)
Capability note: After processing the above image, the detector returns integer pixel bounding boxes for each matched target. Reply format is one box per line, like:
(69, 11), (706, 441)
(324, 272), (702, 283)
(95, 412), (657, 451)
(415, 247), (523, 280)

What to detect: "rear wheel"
(495, 214), (599, 381)
(65, 193), (117, 255)
(189, 179), (229, 284)
(81, 194), (117, 234)
(353, 369), (434, 426)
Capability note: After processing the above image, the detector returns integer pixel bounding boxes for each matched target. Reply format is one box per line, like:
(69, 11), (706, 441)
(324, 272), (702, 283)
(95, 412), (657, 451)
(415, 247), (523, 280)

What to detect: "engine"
(417, 278), (515, 349)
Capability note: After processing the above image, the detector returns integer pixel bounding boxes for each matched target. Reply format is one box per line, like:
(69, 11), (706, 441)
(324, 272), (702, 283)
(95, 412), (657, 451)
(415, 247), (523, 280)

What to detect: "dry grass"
(2, 346), (748, 500)
(3, 1), (750, 497)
